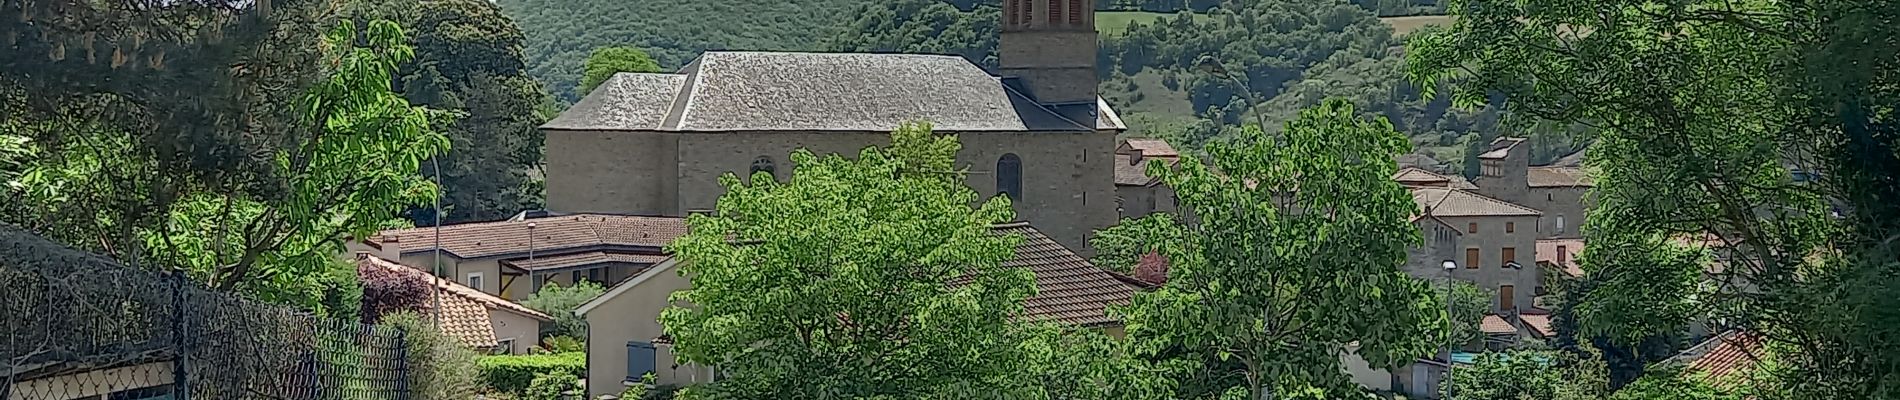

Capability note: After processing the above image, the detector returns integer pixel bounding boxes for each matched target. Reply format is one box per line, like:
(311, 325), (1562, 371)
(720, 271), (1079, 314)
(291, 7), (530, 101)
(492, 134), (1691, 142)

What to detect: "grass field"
(1096, 11), (1204, 35)
(1379, 15), (1456, 36)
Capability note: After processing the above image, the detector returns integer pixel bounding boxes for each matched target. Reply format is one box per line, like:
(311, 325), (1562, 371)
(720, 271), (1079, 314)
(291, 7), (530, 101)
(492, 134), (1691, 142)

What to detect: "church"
(540, 0), (1123, 253)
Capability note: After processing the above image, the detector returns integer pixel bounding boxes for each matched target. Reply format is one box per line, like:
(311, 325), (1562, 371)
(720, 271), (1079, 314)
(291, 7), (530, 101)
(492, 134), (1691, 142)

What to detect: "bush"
(522, 281), (605, 339)
(382, 312), (482, 400)
(522, 371), (584, 400)
(477, 352), (585, 394)
(540, 335), (584, 353)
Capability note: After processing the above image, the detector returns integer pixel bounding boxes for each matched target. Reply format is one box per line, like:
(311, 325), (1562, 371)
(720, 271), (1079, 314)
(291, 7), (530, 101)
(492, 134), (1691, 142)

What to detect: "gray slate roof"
(542, 51), (1125, 133)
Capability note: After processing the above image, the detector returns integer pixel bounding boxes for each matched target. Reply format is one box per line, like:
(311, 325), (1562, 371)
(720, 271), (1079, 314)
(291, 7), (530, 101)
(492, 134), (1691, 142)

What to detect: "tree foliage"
(347, 0), (552, 224)
(580, 46), (663, 96)
(823, 0), (1000, 69)
(1089, 213), (1190, 274)
(1445, 348), (1609, 400)
(1407, 0), (1900, 396)
(382, 312), (485, 400)
(660, 122), (1057, 398)
(522, 281), (606, 340)
(360, 262), (434, 324)
(1120, 99), (1444, 399)
(2, 20), (448, 312)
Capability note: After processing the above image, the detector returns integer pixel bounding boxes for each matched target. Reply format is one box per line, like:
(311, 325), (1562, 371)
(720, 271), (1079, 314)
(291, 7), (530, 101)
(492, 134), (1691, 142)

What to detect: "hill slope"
(496, 0), (873, 101)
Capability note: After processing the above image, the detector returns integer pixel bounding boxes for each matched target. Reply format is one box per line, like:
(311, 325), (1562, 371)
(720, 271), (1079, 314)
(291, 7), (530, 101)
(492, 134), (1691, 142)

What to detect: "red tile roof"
(970, 223), (1142, 326)
(366, 214), (688, 259)
(1118, 139), (1179, 157)
(1519, 314), (1553, 338)
(1481, 314), (1518, 335)
(1393, 167), (1477, 189)
(1115, 154), (1180, 186)
(1687, 331), (1763, 385)
(1413, 188), (1543, 217)
(357, 255), (553, 349)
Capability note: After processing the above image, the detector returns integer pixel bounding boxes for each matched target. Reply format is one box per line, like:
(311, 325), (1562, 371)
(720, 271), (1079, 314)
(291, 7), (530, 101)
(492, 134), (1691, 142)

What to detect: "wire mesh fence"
(0, 226), (413, 400)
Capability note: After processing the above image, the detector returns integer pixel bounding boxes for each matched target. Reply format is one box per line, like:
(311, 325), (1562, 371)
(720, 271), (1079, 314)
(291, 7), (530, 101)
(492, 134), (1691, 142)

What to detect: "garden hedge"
(477, 352), (585, 394)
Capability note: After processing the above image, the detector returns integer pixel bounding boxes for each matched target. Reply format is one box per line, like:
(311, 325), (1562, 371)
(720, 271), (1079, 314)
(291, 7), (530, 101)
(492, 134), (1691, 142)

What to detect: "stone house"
(1472, 137), (1593, 239)
(540, 0), (1120, 255)
(1114, 139), (1181, 219)
(355, 254), (553, 354)
(572, 222), (1145, 398)
(347, 213), (688, 301)
(1410, 187), (1543, 313)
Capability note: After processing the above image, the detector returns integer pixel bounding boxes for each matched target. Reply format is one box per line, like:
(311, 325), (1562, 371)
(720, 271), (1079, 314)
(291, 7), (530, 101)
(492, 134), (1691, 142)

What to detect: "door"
(1499, 285), (1516, 311)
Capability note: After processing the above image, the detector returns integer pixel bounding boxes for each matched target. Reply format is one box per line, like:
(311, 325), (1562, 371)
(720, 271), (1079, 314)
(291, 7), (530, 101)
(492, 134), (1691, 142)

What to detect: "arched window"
(997, 153), (1022, 200)
(749, 156), (775, 181)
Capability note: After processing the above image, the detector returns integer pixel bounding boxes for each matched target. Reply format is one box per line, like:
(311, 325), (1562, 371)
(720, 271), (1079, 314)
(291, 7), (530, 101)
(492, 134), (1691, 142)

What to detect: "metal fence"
(0, 226), (412, 400)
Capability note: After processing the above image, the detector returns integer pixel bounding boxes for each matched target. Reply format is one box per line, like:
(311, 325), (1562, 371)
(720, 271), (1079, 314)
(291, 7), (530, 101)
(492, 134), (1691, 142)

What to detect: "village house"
(572, 222), (1146, 397)
(355, 254), (554, 354)
(538, 0), (1121, 255)
(347, 212), (689, 301)
(1114, 138), (1182, 218)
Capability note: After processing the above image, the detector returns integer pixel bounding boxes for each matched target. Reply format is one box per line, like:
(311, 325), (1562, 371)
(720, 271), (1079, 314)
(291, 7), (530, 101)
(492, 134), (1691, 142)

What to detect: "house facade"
(572, 223), (1143, 398)
(1114, 139), (1180, 219)
(539, 0), (1121, 255)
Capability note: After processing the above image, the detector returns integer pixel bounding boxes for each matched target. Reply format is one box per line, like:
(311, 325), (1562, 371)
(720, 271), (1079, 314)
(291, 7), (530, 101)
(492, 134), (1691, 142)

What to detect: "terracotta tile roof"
(1537, 239), (1585, 278)
(961, 223), (1141, 326)
(357, 255), (553, 348)
(1412, 188), (1542, 217)
(1393, 167), (1478, 189)
(1528, 167), (1593, 187)
(1481, 314), (1518, 334)
(502, 251), (671, 271)
(1686, 331), (1763, 385)
(1519, 314), (1554, 337)
(1118, 139), (1178, 157)
(366, 214), (688, 259)
(1115, 154), (1180, 186)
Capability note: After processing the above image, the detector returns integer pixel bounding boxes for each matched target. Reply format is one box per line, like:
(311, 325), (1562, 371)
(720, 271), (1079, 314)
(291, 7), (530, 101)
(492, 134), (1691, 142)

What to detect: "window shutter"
(1048, 0), (1061, 24)
(1465, 248), (1479, 270)
(1068, 0), (1083, 25)
(627, 341), (657, 382)
(1502, 247), (1516, 265)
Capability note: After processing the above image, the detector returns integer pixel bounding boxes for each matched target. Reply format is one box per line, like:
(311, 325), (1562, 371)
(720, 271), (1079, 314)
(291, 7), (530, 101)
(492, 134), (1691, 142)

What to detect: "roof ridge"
(1455, 189), (1543, 214)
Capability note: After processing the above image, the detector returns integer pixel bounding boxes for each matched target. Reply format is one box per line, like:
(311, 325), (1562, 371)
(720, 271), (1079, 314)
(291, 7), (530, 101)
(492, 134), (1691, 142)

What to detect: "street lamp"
(1194, 55), (1270, 130)
(1442, 259), (1458, 398)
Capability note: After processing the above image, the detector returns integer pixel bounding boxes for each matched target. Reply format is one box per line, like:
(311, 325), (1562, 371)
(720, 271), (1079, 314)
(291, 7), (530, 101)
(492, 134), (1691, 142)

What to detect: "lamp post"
(1194, 55), (1271, 130)
(1442, 259), (1458, 398)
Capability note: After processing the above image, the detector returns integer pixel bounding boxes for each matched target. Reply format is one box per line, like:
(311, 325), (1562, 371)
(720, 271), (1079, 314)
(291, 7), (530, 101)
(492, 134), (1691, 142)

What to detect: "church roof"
(542, 51), (1125, 133)
(1411, 187), (1543, 217)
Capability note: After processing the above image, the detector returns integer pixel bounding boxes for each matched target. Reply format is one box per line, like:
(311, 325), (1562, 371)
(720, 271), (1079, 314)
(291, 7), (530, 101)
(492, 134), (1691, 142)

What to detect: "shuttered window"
(1465, 248), (1479, 270)
(1068, 0), (1084, 25)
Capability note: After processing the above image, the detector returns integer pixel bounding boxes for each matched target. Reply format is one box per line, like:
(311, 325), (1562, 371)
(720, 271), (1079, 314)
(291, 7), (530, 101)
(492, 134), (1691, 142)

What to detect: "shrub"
(521, 371), (584, 400)
(522, 281), (605, 339)
(540, 335), (585, 353)
(383, 312), (482, 400)
(359, 262), (431, 324)
(477, 352), (585, 394)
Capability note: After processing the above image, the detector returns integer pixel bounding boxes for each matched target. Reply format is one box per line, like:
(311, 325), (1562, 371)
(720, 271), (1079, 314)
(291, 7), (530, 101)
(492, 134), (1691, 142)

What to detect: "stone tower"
(999, 0), (1099, 104)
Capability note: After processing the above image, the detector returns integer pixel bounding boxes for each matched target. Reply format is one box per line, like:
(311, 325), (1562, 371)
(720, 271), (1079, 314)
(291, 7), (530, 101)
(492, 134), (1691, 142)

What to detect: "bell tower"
(999, 0), (1099, 105)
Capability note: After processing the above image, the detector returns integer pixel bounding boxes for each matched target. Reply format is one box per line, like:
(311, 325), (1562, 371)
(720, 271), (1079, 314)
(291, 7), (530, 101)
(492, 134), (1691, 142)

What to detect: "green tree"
(822, 0), (1000, 69)
(1445, 348), (1609, 400)
(1088, 213), (1189, 274)
(1406, 0), (1900, 396)
(522, 281), (606, 340)
(383, 312), (484, 400)
(347, 0), (552, 224)
(1121, 99), (1444, 399)
(659, 122), (1050, 398)
(579, 46), (662, 96)
(1443, 280), (1490, 347)
(5, 20), (448, 312)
